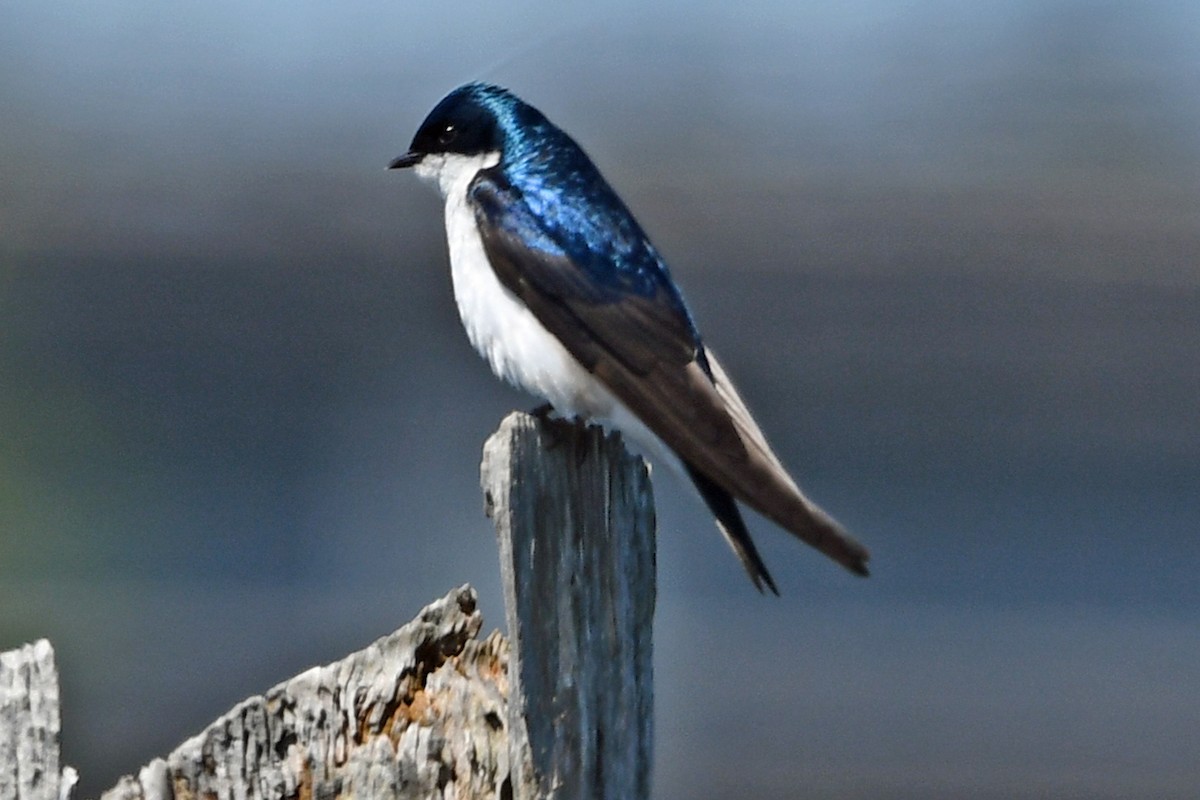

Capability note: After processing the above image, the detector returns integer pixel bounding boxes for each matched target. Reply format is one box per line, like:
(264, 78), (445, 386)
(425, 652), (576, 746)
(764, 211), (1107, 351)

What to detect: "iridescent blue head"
(389, 83), (537, 169)
(390, 81), (687, 310)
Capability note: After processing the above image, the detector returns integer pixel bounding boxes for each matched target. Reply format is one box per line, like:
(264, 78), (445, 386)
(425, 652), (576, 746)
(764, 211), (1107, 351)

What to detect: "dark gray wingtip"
(835, 534), (872, 577)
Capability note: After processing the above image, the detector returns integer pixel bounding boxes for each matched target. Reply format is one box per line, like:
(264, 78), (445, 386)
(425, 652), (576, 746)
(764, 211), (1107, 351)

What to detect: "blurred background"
(2, 1), (1198, 797)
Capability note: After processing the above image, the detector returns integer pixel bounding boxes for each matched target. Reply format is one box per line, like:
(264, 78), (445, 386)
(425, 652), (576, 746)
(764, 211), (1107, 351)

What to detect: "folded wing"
(469, 168), (870, 579)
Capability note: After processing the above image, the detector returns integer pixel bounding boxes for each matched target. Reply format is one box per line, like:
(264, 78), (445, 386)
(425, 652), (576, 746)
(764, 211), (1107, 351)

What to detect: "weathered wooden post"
(482, 412), (657, 800)
(0, 640), (76, 800)
(0, 412), (656, 800)
(93, 587), (511, 800)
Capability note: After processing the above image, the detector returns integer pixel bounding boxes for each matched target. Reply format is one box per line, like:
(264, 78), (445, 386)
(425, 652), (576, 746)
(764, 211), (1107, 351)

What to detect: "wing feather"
(470, 168), (870, 576)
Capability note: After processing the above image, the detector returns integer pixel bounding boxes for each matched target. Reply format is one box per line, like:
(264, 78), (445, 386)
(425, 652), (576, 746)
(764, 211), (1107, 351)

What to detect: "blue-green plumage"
(389, 82), (871, 591)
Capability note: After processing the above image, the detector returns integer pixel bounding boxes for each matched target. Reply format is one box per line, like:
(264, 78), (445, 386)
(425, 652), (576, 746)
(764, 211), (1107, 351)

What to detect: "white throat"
(413, 151), (501, 199)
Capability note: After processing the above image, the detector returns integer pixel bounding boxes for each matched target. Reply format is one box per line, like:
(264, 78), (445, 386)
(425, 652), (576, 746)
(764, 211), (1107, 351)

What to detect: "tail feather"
(704, 349), (871, 577)
(686, 463), (779, 595)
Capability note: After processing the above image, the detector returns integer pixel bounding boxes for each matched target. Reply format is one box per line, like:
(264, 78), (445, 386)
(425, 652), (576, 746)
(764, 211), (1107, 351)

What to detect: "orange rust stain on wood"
(380, 683), (437, 747)
(171, 776), (195, 800)
(295, 758), (313, 800)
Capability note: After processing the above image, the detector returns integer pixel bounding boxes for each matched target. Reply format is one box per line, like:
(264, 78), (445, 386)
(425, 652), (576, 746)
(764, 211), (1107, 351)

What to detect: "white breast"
(413, 152), (682, 474)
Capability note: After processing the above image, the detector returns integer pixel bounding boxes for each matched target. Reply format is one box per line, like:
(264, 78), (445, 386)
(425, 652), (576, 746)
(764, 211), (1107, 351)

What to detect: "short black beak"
(388, 151), (422, 170)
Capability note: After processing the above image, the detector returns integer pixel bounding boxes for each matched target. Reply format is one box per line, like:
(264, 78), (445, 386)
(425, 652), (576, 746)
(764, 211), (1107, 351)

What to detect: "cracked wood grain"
(1, 640), (76, 800)
(3, 412), (656, 800)
(96, 587), (510, 800)
(482, 412), (656, 800)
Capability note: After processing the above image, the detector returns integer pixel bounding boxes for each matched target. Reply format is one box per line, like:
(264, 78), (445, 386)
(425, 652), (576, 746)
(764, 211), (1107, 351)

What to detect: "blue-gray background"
(2, 1), (1198, 797)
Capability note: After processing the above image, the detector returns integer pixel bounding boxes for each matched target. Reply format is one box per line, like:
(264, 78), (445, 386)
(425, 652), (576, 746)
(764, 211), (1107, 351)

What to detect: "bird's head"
(389, 83), (517, 194)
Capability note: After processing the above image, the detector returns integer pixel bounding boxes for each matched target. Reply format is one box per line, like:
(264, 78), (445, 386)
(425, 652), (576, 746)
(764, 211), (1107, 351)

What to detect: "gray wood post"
(482, 412), (657, 800)
(1, 640), (76, 800)
(1, 412), (657, 800)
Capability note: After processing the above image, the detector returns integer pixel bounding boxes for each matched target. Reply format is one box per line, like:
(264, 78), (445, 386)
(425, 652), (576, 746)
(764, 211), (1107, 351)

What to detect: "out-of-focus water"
(2, 2), (1198, 797)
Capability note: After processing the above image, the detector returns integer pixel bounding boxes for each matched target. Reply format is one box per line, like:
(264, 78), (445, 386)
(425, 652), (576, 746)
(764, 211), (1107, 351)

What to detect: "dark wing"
(469, 168), (870, 579)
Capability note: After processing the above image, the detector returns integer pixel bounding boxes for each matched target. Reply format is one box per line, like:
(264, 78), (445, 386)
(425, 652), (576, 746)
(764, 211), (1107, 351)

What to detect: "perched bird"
(390, 82), (869, 593)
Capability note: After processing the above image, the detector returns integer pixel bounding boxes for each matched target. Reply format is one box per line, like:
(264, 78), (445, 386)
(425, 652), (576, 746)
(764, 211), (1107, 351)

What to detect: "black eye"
(437, 125), (457, 146)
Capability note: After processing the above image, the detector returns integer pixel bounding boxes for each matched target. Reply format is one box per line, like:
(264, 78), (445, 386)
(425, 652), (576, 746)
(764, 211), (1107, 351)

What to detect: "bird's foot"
(529, 403), (570, 450)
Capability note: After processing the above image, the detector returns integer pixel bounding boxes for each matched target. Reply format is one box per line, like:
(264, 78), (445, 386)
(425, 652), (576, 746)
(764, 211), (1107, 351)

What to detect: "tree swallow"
(389, 82), (869, 593)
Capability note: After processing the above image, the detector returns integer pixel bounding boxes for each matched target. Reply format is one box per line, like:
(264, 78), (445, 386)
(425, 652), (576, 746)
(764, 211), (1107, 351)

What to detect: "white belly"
(414, 151), (681, 473)
(443, 186), (620, 418)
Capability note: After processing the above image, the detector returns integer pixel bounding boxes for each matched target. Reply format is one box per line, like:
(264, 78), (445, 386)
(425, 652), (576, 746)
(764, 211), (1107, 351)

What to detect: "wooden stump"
(0, 640), (76, 800)
(96, 586), (510, 800)
(1, 412), (657, 800)
(482, 412), (656, 800)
